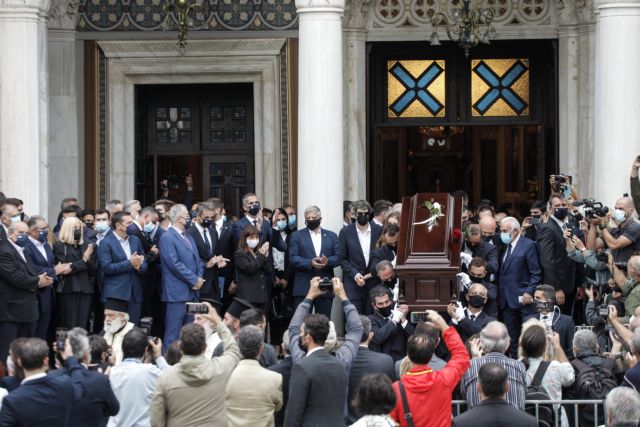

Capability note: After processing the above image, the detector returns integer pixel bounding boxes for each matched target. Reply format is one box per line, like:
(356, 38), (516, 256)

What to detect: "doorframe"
(98, 39), (286, 209)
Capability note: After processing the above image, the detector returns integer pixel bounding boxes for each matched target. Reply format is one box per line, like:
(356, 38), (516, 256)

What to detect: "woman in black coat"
(234, 224), (272, 311)
(53, 217), (95, 330)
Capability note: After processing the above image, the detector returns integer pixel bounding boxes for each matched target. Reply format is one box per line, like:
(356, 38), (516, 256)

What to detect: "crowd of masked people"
(4, 160), (640, 427)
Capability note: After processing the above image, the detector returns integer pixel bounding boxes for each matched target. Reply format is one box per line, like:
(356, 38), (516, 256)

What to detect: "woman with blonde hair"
(53, 217), (95, 329)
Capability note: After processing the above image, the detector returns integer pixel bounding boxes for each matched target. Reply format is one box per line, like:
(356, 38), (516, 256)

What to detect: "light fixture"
(418, 125), (464, 139)
(163, 0), (202, 48)
(430, 0), (496, 57)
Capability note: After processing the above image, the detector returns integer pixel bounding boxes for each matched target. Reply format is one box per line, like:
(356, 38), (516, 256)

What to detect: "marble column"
(593, 0), (640, 206)
(0, 0), (50, 216)
(48, 0), (82, 222)
(295, 0), (345, 232)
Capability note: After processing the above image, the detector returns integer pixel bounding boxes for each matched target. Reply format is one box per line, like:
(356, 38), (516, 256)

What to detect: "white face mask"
(247, 238), (259, 249)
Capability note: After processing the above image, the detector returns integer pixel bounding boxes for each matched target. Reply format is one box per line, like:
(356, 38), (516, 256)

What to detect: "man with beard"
(102, 299), (135, 364)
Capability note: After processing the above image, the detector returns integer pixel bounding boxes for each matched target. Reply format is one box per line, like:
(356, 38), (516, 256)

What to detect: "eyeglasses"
(469, 293), (487, 298)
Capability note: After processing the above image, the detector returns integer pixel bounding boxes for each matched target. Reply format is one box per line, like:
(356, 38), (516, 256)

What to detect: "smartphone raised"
(185, 302), (208, 314)
(410, 312), (429, 323)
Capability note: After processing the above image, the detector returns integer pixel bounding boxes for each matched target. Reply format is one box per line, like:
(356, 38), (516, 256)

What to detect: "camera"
(318, 277), (333, 292)
(140, 317), (153, 335)
(573, 199), (610, 219)
(615, 262), (628, 272)
(185, 302), (208, 314)
(596, 252), (609, 263)
(56, 328), (67, 352)
(552, 174), (570, 192)
(410, 312), (429, 323)
(598, 305), (610, 318)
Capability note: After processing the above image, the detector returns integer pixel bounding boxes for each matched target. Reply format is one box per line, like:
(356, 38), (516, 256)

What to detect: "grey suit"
(283, 349), (348, 427)
(347, 346), (395, 423)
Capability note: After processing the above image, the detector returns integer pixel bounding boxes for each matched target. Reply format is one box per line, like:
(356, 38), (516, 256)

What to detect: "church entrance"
(134, 83), (255, 215)
(368, 40), (557, 209)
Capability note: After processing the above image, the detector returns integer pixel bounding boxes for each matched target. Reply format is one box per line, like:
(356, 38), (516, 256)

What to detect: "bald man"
(595, 197), (640, 264)
(447, 283), (496, 342)
(479, 216), (501, 247)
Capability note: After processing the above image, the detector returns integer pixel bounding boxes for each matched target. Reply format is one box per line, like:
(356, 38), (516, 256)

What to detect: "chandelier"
(429, 0), (496, 57)
(163, 0), (202, 48)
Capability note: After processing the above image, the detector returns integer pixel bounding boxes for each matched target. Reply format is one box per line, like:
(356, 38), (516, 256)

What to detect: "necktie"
(542, 315), (549, 321)
(562, 223), (568, 231)
(203, 229), (211, 256)
(470, 314), (476, 321)
(182, 232), (192, 249)
(252, 219), (257, 227)
(504, 244), (512, 261)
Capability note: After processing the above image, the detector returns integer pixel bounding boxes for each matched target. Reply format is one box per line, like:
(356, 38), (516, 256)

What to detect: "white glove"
(391, 279), (400, 304)
(457, 272), (471, 292)
(460, 252), (472, 267)
(391, 309), (403, 323)
(454, 301), (465, 322)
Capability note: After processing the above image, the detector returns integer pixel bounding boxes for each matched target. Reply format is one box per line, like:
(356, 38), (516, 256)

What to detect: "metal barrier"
(452, 399), (607, 427)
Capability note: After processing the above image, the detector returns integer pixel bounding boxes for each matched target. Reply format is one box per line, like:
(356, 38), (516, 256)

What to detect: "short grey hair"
(606, 387), (640, 425)
(480, 321), (510, 354)
(376, 260), (394, 274)
(196, 202), (215, 216)
(7, 221), (26, 234)
(168, 204), (188, 223)
(67, 327), (90, 360)
(359, 315), (371, 343)
(238, 325), (264, 360)
(501, 216), (520, 232)
(26, 215), (46, 229)
(631, 329), (640, 354)
(573, 329), (598, 354)
(304, 205), (321, 216)
(124, 200), (140, 212)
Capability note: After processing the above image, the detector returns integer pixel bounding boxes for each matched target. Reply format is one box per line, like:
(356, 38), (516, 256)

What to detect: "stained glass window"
(387, 60), (446, 118)
(155, 106), (192, 144)
(471, 58), (530, 117)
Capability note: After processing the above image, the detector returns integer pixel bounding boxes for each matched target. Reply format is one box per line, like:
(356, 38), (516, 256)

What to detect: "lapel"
(109, 233), (129, 261)
(320, 229), (330, 257)
(44, 243), (55, 265)
(300, 228), (315, 256)
(189, 226), (207, 254)
(501, 238), (523, 273)
(26, 242), (47, 265)
(369, 226), (380, 253)
(7, 241), (27, 265)
(348, 225), (367, 265)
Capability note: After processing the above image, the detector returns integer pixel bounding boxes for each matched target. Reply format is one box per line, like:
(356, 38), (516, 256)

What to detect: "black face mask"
(553, 208), (569, 221)
(201, 219), (213, 229)
(386, 242), (398, 252)
(468, 295), (485, 308)
(356, 213), (369, 226)
(350, 217), (356, 224)
(306, 219), (321, 230)
(534, 300), (554, 313)
(248, 203), (261, 216)
(73, 229), (82, 241)
(298, 336), (308, 353)
(383, 277), (397, 288)
(466, 240), (479, 249)
(377, 305), (392, 317)
(482, 234), (493, 243)
(531, 214), (541, 219)
(469, 274), (485, 284)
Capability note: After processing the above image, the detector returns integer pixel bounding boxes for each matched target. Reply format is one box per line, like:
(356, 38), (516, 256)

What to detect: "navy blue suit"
(159, 227), (203, 350)
(498, 236), (542, 356)
(289, 227), (339, 317)
(339, 223), (383, 313)
(0, 374), (74, 426)
(215, 220), (234, 302)
(97, 232), (148, 324)
(187, 224), (219, 299)
(23, 239), (57, 340)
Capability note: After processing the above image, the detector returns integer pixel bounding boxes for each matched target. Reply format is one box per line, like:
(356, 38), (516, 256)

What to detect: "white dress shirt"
(28, 236), (48, 260)
(115, 233), (132, 260)
(9, 239), (26, 262)
(194, 222), (211, 248)
(356, 224), (372, 267)
(309, 228), (322, 257)
(503, 234), (521, 263)
(214, 218), (224, 238)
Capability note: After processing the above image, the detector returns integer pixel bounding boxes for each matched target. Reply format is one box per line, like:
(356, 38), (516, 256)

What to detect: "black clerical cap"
(226, 297), (254, 319)
(104, 298), (128, 313)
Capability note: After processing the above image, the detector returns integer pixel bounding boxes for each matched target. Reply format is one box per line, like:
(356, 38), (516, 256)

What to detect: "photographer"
(288, 277), (363, 369)
(609, 255), (640, 324)
(591, 197), (640, 264)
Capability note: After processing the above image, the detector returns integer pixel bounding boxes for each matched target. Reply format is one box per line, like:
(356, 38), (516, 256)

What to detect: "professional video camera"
(573, 198), (609, 220)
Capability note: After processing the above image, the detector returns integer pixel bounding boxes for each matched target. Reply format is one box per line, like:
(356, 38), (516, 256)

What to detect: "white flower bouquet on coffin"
(413, 200), (444, 232)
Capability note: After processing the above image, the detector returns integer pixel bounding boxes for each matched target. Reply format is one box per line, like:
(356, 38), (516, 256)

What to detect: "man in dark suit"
(23, 215), (72, 340)
(187, 202), (228, 300)
(289, 205), (339, 317)
(461, 224), (500, 278)
(452, 363), (536, 427)
(283, 313), (348, 427)
(158, 204), (204, 351)
(497, 217), (542, 357)
(231, 192), (286, 253)
(339, 200), (383, 313)
(0, 200), (21, 241)
(447, 282), (497, 343)
(537, 194), (578, 315)
(369, 224), (399, 286)
(368, 285), (414, 362)
(526, 284), (575, 358)
(269, 330), (294, 427)
(209, 198), (234, 305)
(55, 327), (120, 427)
(97, 211), (147, 325)
(0, 222), (53, 363)
(0, 338), (75, 426)
(348, 315), (395, 423)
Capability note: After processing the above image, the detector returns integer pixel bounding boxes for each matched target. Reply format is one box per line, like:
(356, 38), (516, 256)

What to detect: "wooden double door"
(135, 84), (254, 216)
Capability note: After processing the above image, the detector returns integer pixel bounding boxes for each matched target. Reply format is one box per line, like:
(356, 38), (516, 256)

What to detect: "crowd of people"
(4, 160), (640, 426)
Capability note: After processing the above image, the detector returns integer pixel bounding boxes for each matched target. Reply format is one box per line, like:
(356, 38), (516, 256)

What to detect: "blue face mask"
(500, 232), (513, 245)
(143, 222), (155, 233)
(288, 215), (297, 227)
(38, 230), (49, 243)
(614, 209), (627, 223)
(95, 222), (109, 234)
(221, 215), (227, 223)
(276, 220), (287, 230)
(15, 234), (29, 247)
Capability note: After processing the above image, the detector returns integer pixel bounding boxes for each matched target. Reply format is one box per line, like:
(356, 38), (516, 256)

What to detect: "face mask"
(143, 222), (155, 233)
(201, 219), (213, 229)
(248, 203), (261, 216)
(247, 238), (259, 249)
(383, 277), (397, 288)
(38, 230), (49, 243)
(469, 274), (485, 284)
(10, 215), (20, 224)
(534, 300), (554, 313)
(184, 218), (192, 229)
(288, 215), (297, 227)
(306, 219), (321, 231)
(190, 210), (197, 219)
(276, 220), (287, 231)
(466, 240), (478, 249)
(85, 221), (93, 228)
(221, 215), (227, 222)
(553, 207), (569, 221)
(482, 234), (493, 243)
(500, 232), (512, 245)
(377, 305), (392, 318)
(614, 209), (627, 223)
(356, 213), (369, 226)
(468, 295), (485, 308)
(95, 222), (109, 234)
(298, 336), (308, 353)
(350, 217), (357, 224)
(126, 223), (138, 236)
(386, 242), (398, 250)
(14, 234), (29, 247)
(73, 229), (82, 241)
(531, 214), (541, 219)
